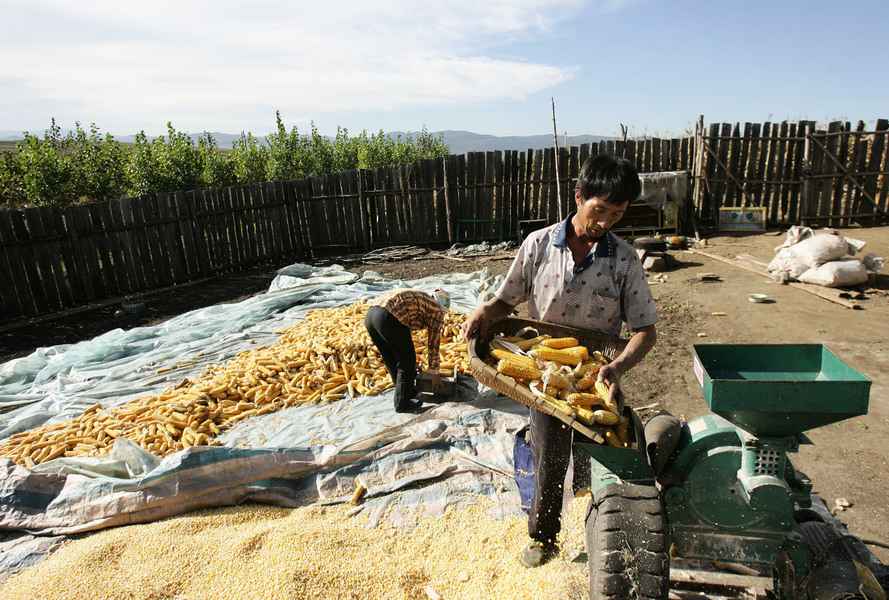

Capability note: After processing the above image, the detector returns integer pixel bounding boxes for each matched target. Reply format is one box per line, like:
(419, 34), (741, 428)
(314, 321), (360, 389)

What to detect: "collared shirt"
(494, 213), (657, 336)
(373, 289), (446, 369)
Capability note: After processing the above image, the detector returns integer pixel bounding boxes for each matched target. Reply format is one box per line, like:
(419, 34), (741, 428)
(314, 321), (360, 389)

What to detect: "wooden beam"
(670, 568), (772, 591)
(806, 132), (886, 215)
(688, 248), (863, 310)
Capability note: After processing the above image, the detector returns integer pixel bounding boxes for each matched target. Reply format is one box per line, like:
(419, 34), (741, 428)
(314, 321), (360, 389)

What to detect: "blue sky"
(2, 0), (887, 139)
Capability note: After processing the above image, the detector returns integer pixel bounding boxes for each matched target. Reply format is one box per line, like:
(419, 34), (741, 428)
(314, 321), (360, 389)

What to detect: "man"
(365, 288), (450, 413)
(462, 154), (658, 567)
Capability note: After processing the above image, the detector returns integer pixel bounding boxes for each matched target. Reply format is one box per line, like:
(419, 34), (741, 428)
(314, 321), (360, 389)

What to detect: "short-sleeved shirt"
(494, 214), (657, 336)
(373, 289), (446, 369)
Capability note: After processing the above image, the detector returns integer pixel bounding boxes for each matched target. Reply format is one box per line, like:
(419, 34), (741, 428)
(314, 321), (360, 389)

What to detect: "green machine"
(577, 344), (879, 600)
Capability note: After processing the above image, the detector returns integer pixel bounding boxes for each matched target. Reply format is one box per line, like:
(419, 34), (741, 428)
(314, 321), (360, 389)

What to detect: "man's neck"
(568, 215), (604, 248)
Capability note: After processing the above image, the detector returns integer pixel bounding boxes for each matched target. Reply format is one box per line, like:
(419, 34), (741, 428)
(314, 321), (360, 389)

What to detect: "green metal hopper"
(692, 344), (870, 437)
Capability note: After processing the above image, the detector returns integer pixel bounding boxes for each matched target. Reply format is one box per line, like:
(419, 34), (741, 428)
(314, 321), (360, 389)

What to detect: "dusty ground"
(1, 228), (888, 569)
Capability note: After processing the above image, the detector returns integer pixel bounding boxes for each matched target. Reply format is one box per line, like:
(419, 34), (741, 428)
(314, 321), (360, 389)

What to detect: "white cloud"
(1, 0), (587, 134)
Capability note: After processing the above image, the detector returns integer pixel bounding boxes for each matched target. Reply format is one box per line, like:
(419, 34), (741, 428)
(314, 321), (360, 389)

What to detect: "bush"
(0, 115), (450, 208)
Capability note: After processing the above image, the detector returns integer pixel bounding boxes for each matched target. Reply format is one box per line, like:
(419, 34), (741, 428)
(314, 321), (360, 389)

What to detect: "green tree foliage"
(0, 115), (449, 207)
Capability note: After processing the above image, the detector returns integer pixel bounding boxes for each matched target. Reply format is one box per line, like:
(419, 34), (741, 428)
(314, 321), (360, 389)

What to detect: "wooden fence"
(2, 116), (888, 323)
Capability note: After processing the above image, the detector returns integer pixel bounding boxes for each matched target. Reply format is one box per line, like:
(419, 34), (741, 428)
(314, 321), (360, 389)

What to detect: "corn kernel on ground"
(0, 498), (589, 600)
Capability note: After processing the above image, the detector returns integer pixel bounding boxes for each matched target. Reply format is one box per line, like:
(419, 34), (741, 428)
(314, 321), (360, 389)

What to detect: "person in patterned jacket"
(365, 288), (451, 412)
(462, 154), (658, 567)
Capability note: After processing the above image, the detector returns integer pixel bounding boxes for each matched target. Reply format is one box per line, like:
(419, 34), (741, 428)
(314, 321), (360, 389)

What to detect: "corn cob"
(490, 349), (536, 367)
(605, 430), (624, 448)
(530, 346), (584, 366)
(576, 372), (597, 391)
(566, 392), (601, 408)
(540, 337), (579, 349)
(593, 409), (620, 426)
(595, 380), (620, 414)
(541, 370), (572, 390)
(515, 335), (550, 351)
(497, 358), (541, 381)
(573, 361), (599, 378)
(616, 417), (630, 445)
(560, 346), (589, 362)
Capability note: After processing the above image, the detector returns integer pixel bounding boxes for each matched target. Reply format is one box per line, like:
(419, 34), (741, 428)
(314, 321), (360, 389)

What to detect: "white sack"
(797, 260), (869, 288)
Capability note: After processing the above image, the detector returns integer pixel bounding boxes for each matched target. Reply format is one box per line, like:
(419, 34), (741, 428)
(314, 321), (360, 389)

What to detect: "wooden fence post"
(801, 123), (814, 225)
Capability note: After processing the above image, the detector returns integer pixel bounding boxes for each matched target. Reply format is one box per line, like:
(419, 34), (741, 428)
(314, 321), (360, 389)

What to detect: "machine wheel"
(585, 482), (670, 600)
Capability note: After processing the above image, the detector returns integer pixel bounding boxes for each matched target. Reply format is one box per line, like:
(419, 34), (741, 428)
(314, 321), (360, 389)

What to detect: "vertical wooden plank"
(172, 191), (197, 277)
(160, 193), (188, 283)
(39, 206), (76, 307)
(875, 124), (889, 217)
(52, 207), (86, 305)
(10, 210), (50, 313)
(756, 123), (773, 210)
(114, 197), (144, 290)
(0, 211), (32, 317)
(770, 123), (789, 224)
(88, 202), (120, 295)
(492, 151), (503, 239)
(605, 140), (616, 158)
(624, 140), (636, 168)
(216, 187), (235, 270)
(815, 122), (841, 223)
(741, 123), (759, 207)
(191, 190), (213, 276)
(723, 123), (742, 206)
(539, 149), (551, 223)
(557, 147), (570, 222)
(845, 121), (866, 222)
(133, 196), (158, 288)
(830, 122), (852, 225)
(579, 143), (590, 168)
(24, 207), (65, 311)
(650, 138), (662, 171)
(148, 195), (173, 286)
(864, 119), (889, 221)
(63, 205), (98, 302)
(786, 122), (806, 223)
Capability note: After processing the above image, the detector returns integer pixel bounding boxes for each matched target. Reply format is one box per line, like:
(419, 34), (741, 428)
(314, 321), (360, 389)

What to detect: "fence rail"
(2, 117), (888, 323)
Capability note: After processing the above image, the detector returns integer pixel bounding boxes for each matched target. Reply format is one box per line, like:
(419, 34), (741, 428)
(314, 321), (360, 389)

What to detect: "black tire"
(632, 237), (668, 253)
(585, 483), (669, 600)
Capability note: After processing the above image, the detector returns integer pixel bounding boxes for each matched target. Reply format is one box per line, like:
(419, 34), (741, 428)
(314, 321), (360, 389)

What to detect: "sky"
(2, 0), (888, 139)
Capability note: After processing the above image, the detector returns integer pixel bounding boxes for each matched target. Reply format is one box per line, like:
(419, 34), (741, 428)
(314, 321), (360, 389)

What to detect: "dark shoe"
(394, 370), (418, 412)
(395, 398), (424, 414)
(519, 540), (557, 568)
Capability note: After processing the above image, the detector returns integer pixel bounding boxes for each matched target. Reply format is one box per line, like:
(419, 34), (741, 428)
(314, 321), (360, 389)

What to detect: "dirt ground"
(2, 227), (888, 565)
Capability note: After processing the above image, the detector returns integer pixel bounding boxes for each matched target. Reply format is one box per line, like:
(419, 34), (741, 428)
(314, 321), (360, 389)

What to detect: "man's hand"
(462, 305), (489, 340)
(597, 362), (623, 387)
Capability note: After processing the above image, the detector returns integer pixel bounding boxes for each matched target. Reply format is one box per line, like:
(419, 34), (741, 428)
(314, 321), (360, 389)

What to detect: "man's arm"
(598, 324), (657, 386)
(462, 297), (514, 340)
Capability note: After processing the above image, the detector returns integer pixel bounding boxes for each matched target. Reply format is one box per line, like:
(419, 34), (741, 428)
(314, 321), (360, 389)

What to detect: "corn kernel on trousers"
(528, 408), (591, 545)
(365, 306), (417, 410)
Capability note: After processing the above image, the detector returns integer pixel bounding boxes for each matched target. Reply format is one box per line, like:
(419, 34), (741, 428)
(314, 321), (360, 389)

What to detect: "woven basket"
(468, 317), (628, 443)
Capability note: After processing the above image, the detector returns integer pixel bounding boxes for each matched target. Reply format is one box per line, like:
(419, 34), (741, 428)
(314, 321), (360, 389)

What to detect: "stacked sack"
(767, 226), (884, 288)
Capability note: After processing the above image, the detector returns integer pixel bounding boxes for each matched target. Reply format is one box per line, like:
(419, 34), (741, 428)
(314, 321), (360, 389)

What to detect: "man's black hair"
(575, 153), (641, 206)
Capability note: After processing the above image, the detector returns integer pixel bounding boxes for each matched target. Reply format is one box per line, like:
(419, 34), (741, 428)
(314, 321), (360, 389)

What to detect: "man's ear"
(574, 189), (583, 208)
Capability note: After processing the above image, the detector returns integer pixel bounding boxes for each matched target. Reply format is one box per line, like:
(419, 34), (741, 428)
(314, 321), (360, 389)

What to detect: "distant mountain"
(0, 129), (613, 154)
(392, 130), (614, 154)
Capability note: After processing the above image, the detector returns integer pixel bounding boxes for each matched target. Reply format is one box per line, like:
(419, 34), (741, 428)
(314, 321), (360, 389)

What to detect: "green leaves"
(0, 115), (450, 208)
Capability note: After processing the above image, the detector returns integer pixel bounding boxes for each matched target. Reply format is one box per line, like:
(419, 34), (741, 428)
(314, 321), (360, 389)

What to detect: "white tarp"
(0, 264), (525, 581)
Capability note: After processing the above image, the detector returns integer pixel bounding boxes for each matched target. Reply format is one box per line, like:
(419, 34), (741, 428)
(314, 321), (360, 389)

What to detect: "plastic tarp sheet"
(0, 264), (522, 579)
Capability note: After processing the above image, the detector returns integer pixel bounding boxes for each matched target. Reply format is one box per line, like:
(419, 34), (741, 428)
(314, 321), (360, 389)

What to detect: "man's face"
(574, 191), (629, 239)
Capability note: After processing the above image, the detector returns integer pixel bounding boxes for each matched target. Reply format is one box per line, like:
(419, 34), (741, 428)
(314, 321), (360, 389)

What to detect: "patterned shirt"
(373, 289), (446, 370)
(494, 213), (657, 336)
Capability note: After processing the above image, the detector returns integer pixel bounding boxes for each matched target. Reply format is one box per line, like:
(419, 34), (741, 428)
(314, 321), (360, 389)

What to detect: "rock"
(643, 256), (667, 272)
(835, 498), (853, 511)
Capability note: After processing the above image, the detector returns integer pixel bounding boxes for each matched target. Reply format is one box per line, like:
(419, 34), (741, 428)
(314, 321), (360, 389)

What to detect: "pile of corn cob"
(0, 302), (468, 468)
(489, 334), (630, 448)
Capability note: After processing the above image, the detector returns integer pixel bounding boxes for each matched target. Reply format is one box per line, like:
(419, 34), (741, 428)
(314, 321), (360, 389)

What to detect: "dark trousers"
(364, 306), (417, 410)
(528, 408), (591, 545)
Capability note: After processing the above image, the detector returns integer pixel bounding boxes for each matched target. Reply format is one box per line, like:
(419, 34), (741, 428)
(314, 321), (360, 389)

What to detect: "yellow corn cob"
(576, 372), (597, 391)
(574, 361), (599, 378)
(574, 406), (596, 425)
(496, 358), (542, 381)
(540, 337), (579, 349)
(516, 335), (550, 351)
(592, 350), (608, 364)
(605, 430), (624, 448)
(566, 392), (601, 408)
(616, 417), (630, 445)
(530, 346), (584, 366)
(596, 380), (620, 414)
(542, 370), (572, 390)
(490, 349), (536, 367)
(593, 409), (620, 426)
(561, 346), (589, 362)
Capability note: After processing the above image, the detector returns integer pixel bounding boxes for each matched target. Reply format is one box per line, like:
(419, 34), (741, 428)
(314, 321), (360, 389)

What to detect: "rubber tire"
(585, 483), (670, 600)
